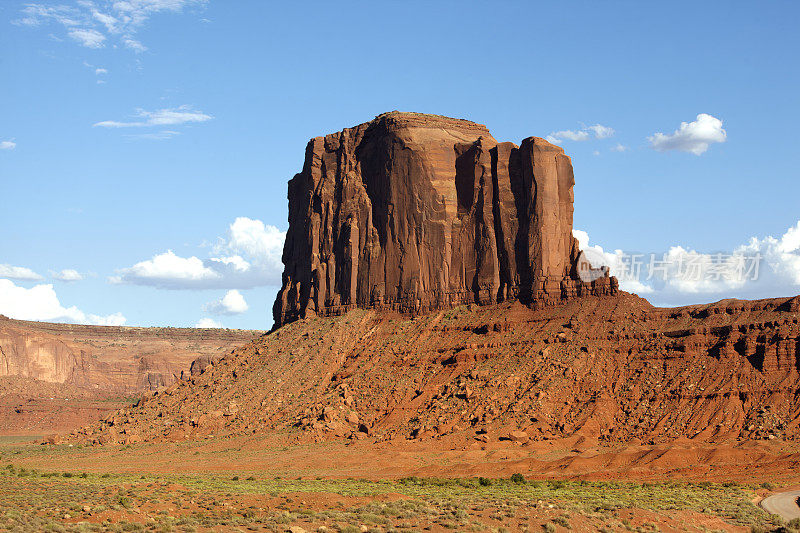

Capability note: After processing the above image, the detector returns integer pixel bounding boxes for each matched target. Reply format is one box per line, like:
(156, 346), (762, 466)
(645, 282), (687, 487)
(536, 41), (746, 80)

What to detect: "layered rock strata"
(0, 315), (263, 394)
(274, 112), (616, 326)
(79, 294), (800, 446)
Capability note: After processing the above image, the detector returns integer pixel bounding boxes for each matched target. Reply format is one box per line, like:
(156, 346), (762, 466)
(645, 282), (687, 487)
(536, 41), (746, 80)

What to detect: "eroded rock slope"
(76, 294), (800, 446)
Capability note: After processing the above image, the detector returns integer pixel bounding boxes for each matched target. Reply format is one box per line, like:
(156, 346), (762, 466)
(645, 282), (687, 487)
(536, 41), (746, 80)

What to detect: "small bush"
(553, 516), (571, 529)
(478, 477), (492, 487)
(543, 524), (557, 533)
(510, 473), (525, 484)
(770, 514), (785, 526)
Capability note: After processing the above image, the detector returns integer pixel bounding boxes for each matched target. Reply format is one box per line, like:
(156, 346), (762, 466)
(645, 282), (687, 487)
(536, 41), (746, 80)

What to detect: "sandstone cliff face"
(0, 315), (263, 394)
(274, 112), (615, 326)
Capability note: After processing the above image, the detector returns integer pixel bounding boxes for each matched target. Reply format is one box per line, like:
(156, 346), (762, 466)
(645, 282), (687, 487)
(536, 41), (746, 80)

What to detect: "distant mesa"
(273, 111), (617, 327)
(0, 317), (265, 436)
(0, 317), (264, 395)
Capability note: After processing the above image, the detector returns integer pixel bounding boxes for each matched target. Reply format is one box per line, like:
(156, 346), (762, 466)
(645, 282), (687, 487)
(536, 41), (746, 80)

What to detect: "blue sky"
(2, 0), (800, 329)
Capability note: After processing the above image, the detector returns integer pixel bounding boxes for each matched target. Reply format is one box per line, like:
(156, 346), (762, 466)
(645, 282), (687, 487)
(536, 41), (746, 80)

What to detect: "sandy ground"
(4, 431), (800, 485)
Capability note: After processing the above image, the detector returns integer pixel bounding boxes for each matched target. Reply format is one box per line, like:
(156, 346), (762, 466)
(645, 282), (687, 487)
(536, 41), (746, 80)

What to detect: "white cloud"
(611, 143), (628, 152)
(737, 222), (800, 287)
(587, 124), (615, 139)
(195, 317), (222, 328)
(648, 113), (727, 155)
(83, 61), (108, 76)
(574, 220), (800, 305)
(91, 9), (118, 32)
(111, 250), (219, 288)
(546, 123), (615, 144)
(68, 28), (105, 47)
(546, 129), (589, 144)
(212, 255), (250, 271)
(112, 217), (286, 290)
(15, 1), (206, 54)
(0, 279), (125, 325)
(13, 5), (82, 27)
(213, 217), (284, 272)
(0, 141), (16, 150)
(51, 269), (84, 281)
(123, 37), (147, 52)
(0, 264), (43, 281)
(111, 0), (206, 23)
(204, 289), (248, 315)
(94, 106), (212, 128)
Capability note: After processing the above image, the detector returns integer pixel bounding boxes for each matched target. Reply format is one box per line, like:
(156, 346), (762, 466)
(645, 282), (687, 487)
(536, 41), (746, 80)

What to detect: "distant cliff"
(0, 315), (263, 394)
(274, 112), (616, 326)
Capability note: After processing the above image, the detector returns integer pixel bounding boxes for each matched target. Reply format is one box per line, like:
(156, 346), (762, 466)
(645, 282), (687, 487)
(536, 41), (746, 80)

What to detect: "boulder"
(500, 429), (529, 442)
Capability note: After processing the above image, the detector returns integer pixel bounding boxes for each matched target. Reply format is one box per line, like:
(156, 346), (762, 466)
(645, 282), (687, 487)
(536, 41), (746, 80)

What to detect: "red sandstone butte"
(274, 112), (617, 326)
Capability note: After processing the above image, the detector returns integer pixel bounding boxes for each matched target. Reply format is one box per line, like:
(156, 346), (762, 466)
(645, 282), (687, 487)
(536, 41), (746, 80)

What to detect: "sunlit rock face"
(274, 112), (616, 326)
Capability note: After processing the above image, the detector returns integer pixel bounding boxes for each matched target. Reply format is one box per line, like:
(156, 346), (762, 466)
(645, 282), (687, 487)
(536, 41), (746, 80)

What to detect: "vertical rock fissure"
(0, 345), (8, 375)
(795, 335), (800, 373)
(489, 146), (506, 302)
(472, 147), (487, 303)
(512, 140), (535, 303)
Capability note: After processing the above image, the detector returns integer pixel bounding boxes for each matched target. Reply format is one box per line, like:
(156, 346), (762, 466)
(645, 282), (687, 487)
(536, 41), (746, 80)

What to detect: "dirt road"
(760, 490), (800, 521)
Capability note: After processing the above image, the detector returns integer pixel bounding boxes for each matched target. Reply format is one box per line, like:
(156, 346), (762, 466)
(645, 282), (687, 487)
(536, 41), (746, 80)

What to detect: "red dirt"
(0, 376), (128, 436)
(60, 292), (800, 483)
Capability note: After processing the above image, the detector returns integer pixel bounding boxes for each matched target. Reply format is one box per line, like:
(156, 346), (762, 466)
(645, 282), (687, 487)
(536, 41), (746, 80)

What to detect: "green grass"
(0, 436), (42, 444)
(0, 464), (781, 532)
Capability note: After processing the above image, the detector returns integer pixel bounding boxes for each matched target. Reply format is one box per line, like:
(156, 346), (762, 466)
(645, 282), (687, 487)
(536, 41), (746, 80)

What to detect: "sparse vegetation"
(553, 515), (571, 529)
(0, 463), (783, 532)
